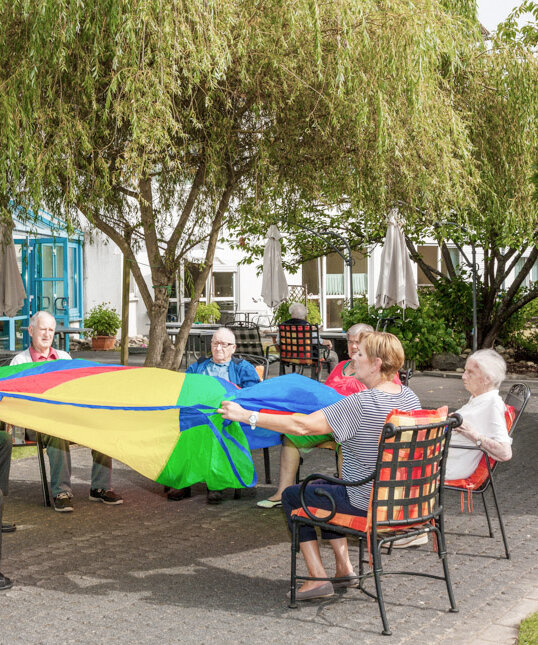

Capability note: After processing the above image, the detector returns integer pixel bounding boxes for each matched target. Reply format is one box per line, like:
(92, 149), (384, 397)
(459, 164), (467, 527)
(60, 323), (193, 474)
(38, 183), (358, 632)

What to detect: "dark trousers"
(0, 432), (12, 496)
(0, 489), (3, 562)
(281, 480), (367, 543)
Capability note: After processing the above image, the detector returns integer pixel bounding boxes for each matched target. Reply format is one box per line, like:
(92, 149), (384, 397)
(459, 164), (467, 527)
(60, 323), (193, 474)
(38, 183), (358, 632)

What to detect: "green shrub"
(273, 300), (322, 325)
(194, 302), (221, 324)
(84, 303), (121, 338)
(341, 295), (465, 368)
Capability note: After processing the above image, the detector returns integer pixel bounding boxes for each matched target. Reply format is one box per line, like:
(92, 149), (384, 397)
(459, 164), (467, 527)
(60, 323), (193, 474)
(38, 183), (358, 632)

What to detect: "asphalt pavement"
(1, 359), (537, 645)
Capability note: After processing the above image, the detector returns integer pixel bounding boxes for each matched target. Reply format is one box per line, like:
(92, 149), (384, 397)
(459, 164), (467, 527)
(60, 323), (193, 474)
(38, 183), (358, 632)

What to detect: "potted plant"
(194, 302), (221, 324)
(84, 303), (121, 350)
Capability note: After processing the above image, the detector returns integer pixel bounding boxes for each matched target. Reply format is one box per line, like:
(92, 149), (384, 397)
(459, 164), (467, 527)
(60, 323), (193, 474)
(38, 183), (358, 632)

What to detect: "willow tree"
(404, 15), (538, 348)
(0, 0), (478, 367)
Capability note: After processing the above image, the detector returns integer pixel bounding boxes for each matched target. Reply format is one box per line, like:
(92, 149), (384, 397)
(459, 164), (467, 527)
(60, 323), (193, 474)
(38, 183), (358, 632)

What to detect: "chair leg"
(481, 492), (495, 538)
(371, 539), (391, 635)
(289, 520), (299, 608)
(263, 447), (271, 484)
(435, 522), (458, 613)
(488, 480), (510, 559)
(36, 434), (51, 507)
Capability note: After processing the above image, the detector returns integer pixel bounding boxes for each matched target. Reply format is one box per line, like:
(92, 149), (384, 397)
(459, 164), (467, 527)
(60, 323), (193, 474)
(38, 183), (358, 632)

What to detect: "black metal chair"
(3, 424), (51, 506)
(225, 322), (265, 356)
(277, 323), (331, 381)
(289, 412), (462, 636)
(444, 383), (531, 559)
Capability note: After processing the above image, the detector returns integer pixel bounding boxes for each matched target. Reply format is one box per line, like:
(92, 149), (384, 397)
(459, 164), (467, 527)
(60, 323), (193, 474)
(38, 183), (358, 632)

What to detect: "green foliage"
(425, 275), (474, 342)
(518, 609), (538, 645)
(273, 300), (322, 326)
(342, 295), (465, 368)
(84, 303), (122, 338)
(194, 302), (220, 324)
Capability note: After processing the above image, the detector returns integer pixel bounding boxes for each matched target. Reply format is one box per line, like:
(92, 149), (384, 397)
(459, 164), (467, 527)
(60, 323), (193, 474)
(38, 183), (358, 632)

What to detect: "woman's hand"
(217, 400), (249, 423)
(454, 421), (480, 443)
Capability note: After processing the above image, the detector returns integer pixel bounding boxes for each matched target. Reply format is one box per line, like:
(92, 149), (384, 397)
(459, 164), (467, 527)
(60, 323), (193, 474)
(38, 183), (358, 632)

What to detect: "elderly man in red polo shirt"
(9, 311), (123, 513)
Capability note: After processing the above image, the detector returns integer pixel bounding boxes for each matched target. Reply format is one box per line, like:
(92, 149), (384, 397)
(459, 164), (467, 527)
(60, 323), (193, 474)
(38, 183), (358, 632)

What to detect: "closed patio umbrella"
(375, 212), (419, 310)
(261, 225), (288, 308)
(0, 221), (26, 316)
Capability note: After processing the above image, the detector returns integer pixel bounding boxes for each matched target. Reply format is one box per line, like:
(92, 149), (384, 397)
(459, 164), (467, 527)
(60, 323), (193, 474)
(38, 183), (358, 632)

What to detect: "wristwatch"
(476, 438), (482, 447)
(248, 412), (259, 430)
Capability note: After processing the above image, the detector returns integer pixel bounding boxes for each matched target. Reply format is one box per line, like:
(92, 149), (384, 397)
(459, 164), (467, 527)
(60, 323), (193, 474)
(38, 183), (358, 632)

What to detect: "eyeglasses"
(347, 338), (361, 345)
(211, 341), (235, 348)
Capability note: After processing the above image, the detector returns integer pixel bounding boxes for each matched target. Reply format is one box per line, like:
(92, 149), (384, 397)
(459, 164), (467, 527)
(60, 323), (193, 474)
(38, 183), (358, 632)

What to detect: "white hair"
(212, 327), (236, 343)
(468, 349), (506, 389)
(29, 311), (56, 329)
(289, 302), (308, 319)
(346, 323), (374, 339)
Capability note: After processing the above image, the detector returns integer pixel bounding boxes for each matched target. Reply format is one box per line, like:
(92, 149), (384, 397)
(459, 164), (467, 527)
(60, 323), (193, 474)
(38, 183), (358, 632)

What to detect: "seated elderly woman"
(219, 331), (421, 601)
(445, 348), (512, 481)
(257, 322), (375, 508)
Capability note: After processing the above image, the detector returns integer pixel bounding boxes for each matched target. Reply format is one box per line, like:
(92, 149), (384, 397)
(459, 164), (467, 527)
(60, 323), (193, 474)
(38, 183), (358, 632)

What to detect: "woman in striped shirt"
(219, 331), (421, 601)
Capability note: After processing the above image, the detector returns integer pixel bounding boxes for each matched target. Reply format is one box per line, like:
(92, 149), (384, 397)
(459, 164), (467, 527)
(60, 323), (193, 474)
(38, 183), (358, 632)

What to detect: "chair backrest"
(278, 323), (320, 365)
(504, 383), (531, 436)
(233, 353), (269, 381)
(225, 323), (264, 356)
(371, 411), (460, 531)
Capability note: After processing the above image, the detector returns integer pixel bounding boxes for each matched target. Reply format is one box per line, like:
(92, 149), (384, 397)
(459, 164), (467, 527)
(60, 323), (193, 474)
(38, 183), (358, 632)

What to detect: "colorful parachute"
(0, 361), (342, 490)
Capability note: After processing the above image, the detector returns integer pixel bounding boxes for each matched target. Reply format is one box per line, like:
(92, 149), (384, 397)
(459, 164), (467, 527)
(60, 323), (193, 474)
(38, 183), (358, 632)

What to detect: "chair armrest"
(298, 471), (375, 523)
(265, 344), (280, 363)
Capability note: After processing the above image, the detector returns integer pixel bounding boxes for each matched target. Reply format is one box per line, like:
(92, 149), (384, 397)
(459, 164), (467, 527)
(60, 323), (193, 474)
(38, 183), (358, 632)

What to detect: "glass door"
(30, 238), (70, 328)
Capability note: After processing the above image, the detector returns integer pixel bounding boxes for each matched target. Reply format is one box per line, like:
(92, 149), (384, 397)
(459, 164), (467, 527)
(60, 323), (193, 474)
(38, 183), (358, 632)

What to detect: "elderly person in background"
(279, 302), (339, 373)
(10, 311), (123, 512)
(219, 331), (421, 600)
(445, 349), (512, 481)
(167, 327), (260, 504)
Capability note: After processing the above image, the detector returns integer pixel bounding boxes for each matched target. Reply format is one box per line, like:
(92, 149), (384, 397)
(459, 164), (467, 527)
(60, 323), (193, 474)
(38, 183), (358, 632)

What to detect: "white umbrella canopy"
(0, 221), (26, 317)
(261, 225), (288, 308)
(375, 212), (419, 310)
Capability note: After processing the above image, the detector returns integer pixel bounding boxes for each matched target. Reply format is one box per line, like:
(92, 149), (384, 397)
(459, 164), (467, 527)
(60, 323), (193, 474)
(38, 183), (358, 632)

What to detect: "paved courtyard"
(1, 369), (537, 644)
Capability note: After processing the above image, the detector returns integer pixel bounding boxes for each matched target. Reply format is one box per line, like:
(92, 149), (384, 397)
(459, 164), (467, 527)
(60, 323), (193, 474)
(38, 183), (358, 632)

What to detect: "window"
(326, 252), (344, 295)
(418, 245), (460, 286)
(302, 259), (319, 296)
(416, 246), (438, 286)
(212, 272), (234, 298)
(352, 250), (368, 295)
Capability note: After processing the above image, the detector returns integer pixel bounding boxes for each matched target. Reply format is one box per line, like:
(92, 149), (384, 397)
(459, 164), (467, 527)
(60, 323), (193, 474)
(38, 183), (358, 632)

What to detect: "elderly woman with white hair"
(445, 348), (512, 481)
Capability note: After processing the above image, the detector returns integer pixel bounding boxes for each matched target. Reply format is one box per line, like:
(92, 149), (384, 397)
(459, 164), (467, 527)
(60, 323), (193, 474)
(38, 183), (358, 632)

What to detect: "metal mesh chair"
(289, 411), (462, 635)
(444, 383), (530, 559)
(225, 322), (265, 356)
(277, 323), (330, 381)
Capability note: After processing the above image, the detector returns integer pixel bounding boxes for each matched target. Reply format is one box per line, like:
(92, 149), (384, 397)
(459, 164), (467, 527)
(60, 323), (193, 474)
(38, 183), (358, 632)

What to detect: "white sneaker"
(390, 533), (429, 549)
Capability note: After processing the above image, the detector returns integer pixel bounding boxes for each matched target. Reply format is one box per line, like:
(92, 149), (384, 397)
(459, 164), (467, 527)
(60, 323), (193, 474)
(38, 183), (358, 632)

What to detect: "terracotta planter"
(91, 336), (116, 351)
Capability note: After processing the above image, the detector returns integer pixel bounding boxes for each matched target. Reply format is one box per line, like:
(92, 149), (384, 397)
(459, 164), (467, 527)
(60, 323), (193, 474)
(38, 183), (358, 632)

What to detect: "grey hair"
(346, 323), (374, 339)
(29, 311), (56, 329)
(212, 327), (236, 343)
(288, 302), (308, 319)
(468, 349), (506, 389)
